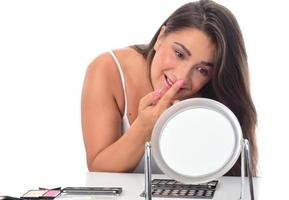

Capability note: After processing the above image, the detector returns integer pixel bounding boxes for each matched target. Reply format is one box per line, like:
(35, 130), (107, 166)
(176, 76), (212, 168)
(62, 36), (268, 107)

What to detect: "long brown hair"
(132, 0), (258, 176)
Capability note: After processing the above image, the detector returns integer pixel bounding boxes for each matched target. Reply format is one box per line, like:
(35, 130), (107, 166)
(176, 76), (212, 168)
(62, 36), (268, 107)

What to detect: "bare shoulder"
(83, 51), (125, 98)
(82, 50), (128, 116)
(85, 48), (143, 85)
(85, 52), (117, 85)
(82, 48), (147, 114)
(113, 47), (142, 58)
(112, 47), (146, 71)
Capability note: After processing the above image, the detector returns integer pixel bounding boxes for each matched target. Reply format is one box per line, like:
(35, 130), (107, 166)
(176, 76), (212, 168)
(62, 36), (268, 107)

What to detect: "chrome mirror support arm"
(240, 139), (255, 200)
(240, 139), (245, 199)
(144, 142), (152, 200)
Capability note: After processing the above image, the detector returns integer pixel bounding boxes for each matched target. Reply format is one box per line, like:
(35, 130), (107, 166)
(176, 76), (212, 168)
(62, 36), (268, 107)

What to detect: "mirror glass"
(151, 98), (242, 184)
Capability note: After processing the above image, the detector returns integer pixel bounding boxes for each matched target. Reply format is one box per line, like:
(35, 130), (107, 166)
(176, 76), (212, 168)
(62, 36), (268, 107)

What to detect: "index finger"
(157, 80), (183, 111)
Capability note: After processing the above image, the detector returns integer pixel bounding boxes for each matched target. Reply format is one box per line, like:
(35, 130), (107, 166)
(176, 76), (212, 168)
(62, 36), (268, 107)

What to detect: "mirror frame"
(151, 98), (243, 184)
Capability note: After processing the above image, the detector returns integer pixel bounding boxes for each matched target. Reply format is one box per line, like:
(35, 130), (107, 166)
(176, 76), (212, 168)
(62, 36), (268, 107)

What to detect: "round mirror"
(151, 98), (242, 184)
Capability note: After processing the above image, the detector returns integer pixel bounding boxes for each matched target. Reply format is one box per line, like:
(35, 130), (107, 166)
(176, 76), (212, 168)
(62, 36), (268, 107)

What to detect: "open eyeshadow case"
(140, 179), (218, 199)
(21, 189), (61, 199)
(19, 187), (122, 199)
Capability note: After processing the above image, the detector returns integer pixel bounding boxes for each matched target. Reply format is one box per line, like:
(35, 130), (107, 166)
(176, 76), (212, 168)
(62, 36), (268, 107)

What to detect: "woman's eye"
(197, 67), (209, 76)
(175, 50), (184, 59)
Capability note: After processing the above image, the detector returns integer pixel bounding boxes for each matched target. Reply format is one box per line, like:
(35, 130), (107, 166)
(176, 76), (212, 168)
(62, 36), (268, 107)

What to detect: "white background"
(0, 0), (288, 197)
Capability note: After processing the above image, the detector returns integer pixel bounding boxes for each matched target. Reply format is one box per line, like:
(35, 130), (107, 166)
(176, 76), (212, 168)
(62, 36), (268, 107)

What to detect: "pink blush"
(43, 190), (61, 197)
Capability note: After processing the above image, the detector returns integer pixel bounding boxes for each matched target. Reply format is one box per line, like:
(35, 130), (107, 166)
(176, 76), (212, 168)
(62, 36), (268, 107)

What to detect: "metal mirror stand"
(144, 142), (152, 200)
(144, 139), (255, 200)
(240, 139), (255, 200)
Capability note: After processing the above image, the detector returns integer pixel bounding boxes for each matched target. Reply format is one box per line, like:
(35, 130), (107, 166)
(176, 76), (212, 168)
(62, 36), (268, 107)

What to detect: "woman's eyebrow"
(174, 42), (191, 56)
(174, 42), (214, 68)
(200, 61), (214, 68)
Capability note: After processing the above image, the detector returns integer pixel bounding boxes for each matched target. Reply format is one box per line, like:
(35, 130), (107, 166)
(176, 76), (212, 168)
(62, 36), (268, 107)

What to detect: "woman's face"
(150, 27), (215, 101)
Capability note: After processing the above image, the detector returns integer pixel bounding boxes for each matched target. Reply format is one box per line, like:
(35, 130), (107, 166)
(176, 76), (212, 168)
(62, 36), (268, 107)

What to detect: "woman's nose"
(174, 65), (191, 84)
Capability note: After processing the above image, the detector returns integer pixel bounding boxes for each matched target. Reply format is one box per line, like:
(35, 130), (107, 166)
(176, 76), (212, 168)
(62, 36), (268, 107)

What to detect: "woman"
(81, 0), (258, 176)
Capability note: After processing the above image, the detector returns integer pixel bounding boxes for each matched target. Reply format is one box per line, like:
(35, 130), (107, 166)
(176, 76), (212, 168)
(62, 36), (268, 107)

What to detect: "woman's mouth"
(164, 74), (174, 87)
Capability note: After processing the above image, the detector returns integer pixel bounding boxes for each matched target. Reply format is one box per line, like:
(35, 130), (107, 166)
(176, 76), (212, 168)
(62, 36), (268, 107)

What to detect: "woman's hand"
(136, 80), (184, 138)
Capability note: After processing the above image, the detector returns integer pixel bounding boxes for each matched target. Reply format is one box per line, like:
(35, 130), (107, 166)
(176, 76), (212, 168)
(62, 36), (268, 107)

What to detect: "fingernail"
(153, 89), (161, 97)
(178, 80), (184, 88)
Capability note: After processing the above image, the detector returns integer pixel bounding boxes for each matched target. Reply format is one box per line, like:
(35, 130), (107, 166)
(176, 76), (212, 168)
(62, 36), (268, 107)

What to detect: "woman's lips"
(163, 74), (187, 100)
(164, 74), (174, 87)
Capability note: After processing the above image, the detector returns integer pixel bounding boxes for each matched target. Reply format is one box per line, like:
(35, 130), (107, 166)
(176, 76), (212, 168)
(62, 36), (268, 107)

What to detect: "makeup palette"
(43, 190), (62, 198)
(21, 189), (61, 199)
(140, 179), (218, 199)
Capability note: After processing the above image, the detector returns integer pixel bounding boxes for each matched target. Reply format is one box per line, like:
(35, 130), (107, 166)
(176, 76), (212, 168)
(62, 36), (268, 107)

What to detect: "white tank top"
(109, 50), (162, 174)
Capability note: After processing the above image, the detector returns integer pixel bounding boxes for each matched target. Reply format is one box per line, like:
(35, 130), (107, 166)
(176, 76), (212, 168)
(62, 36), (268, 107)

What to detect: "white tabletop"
(85, 172), (259, 200)
(1, 172), (261, 199)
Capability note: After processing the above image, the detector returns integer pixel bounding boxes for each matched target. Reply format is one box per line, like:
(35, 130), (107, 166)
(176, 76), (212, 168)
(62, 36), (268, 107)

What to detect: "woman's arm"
(81, 53), (147, 172)
(81, 53), (183, 172)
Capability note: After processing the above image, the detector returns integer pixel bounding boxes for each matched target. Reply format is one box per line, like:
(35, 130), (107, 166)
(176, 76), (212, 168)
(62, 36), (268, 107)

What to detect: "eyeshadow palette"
(21, 189), (61, 199)
(20, 187), (122, 199)
(140, 179), (218, 199)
